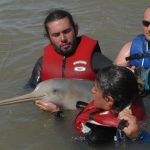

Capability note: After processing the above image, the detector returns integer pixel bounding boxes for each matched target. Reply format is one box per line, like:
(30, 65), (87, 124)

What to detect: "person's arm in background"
(26, 56), (42, 88)
(114, 41), (132, 66)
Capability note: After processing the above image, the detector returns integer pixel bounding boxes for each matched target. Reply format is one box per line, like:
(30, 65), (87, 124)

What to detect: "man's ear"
(74, 24), (79, 36)
(105, 96), (114, 106)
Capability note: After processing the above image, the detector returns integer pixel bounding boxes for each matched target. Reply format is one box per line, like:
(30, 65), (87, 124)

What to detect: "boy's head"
(92, 65), (138, 114)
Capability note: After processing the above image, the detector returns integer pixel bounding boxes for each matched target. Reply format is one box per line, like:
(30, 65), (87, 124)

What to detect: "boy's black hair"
(96, 65), (138, 114)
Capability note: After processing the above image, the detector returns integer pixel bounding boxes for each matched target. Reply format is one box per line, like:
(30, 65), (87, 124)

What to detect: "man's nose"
(60, 33), (67, 42)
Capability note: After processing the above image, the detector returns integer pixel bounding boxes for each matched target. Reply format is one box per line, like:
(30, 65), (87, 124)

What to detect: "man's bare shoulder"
(114, 41), (132, 66)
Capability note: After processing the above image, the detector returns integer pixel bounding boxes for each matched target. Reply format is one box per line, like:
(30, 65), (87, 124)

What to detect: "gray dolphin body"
(0, 78), (93, 110)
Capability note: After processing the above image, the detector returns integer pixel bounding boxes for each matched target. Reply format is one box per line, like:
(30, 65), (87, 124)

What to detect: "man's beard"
(52, 39), (77, 57)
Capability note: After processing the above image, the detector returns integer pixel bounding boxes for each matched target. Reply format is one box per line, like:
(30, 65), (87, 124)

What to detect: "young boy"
(74, 65), (149, 144)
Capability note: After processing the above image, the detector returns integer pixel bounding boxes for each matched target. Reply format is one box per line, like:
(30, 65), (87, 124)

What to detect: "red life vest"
(74, 101), (120, 133)
(131, 97), (147, 121)
(41, 35), (96, 81)
(74, 99), (146, 133)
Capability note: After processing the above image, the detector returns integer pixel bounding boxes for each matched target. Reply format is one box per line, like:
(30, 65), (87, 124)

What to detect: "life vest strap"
(89, 111), (100, 121)
(126, 53), (150, 61)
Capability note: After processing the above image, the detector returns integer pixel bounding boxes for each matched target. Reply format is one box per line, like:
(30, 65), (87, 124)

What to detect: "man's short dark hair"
(44, 9), (76, 37)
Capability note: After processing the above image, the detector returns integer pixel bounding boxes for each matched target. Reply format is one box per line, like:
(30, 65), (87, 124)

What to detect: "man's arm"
(27, 56), (43, 88)
(92, 42), (112, 73)
(118, 109), (140, 140)
(114, 42), (132, 66)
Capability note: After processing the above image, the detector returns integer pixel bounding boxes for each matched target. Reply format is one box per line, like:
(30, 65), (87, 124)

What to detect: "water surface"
(0, 0), (149, 149)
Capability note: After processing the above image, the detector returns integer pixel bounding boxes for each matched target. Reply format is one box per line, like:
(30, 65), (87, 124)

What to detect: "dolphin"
(0, 78), (93, 110)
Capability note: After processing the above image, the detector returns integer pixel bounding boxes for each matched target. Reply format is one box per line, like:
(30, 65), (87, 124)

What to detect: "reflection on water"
(0, 0), (150, 149)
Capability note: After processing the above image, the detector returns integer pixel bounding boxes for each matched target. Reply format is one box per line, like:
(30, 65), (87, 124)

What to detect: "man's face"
(143, 8), (150, 42)
(47, 17), (77, 54)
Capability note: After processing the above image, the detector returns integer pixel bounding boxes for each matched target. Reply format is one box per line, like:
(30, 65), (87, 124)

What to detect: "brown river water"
(0, 0), (150, 149)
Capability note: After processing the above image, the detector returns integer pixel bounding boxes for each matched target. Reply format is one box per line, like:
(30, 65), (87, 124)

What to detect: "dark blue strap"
(137, 131), (150, 142)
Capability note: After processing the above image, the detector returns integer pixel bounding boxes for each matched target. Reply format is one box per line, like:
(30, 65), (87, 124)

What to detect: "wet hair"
(96, 65), (138, 114)
(44, 9), (77, 37)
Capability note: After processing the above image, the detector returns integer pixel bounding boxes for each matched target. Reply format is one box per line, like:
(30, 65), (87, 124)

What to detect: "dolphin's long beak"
(0, 93), (46, 106)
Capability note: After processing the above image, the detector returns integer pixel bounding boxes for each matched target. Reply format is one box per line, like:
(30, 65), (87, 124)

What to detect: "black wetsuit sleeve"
(92, 42), (112, 73)
(27, 56), (42, 88)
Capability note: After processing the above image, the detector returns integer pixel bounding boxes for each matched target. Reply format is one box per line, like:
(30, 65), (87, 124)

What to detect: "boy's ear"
(105, 96), (114, 106)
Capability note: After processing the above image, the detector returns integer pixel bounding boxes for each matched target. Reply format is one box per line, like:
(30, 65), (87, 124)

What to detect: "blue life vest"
(130, 34), (150, 68)
(129, 34), (150, 91)
(115, 129), (150, 144)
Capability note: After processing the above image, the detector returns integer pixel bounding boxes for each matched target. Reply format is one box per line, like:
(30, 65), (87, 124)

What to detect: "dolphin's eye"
(53, 89), (59, 93)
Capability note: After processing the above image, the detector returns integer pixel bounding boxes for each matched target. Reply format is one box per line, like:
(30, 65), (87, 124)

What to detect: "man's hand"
(119, 109), (140, 139)
(35, 100), (60, 112)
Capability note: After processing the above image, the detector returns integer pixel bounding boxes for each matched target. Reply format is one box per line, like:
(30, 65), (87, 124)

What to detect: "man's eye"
(52, 33), (60, 37)
(63, 28), (72, 34)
